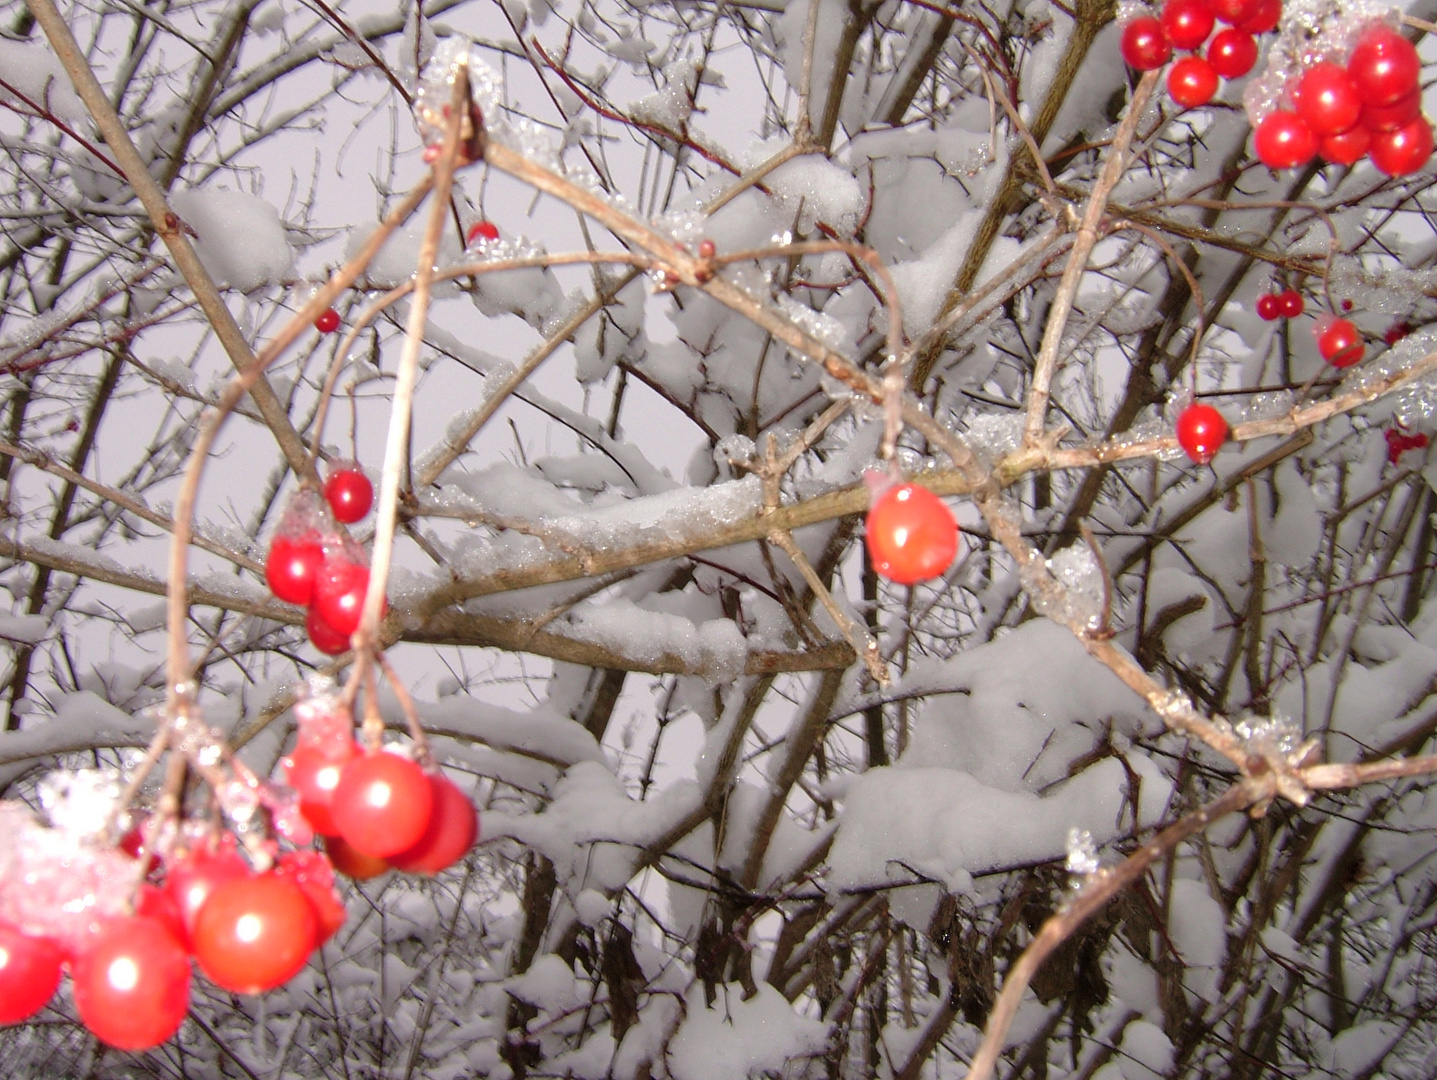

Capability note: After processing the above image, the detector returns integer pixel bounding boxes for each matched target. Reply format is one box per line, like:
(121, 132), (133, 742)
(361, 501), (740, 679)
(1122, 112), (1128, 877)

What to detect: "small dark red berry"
(1161, 0), (1216, 51)
(1256, 293), (1281, 321)
(315, 309), (340, 334)
(1254, 110), (1318, 169)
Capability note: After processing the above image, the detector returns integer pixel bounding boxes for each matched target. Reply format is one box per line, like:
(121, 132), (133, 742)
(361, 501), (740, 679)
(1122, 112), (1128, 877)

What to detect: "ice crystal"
(1066, 828), (1100, 877)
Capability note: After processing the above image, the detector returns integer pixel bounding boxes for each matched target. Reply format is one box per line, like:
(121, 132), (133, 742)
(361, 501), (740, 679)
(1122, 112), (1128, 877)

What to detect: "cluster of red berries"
(1385, 426), (1429, 465)
(284, 742), (477, 882)
(265, 469), (377, 655)
(865, 482), (960, 585)
(1255, 288), (1304, 320)
(1253, 24), (1432, 174)
(0, 837), (346, 1050)
(1121, 0), (1275, 107)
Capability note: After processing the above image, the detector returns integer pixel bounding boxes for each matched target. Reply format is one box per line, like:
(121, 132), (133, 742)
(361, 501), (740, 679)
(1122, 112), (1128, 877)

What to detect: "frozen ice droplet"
(1066, 828), (1099, 877)
(37, 768), (123, 841)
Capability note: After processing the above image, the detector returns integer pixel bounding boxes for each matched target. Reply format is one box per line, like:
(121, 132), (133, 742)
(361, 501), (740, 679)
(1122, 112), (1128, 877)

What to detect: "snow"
(0, 39), (87, 121)
(667, 983), (828, 1080)
(0, 614), (49, 645)
(169, 187), (295, 292)
(827, 758), (1130, 896)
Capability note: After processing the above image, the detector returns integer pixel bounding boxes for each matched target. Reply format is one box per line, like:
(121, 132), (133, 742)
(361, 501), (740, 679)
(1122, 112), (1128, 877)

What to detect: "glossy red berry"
(135, 884), (188, 948)
(1255, 292), (1281, 320)
(306, 606), (351, 655)
(1293, 62), (1362, 137)
(323, 834), (390, 880)
(1208, 0), (1260, 26)
(1276, 289), (1304, 319)
(865, 483), (959, 585)
(1369, 116), (1434, 177)
(284, 738), (360, 836)
(390, 773), (479, 875)
(1360, 88), (1421, 132)
(165, 843), (251, 948)
(1206, 30), (1258, 79)
(331, 750), (435, 858)
(1254, 110), (1318, 169)
(266, 531), (325, 605)
(1316, 317), (1363, 368)
(313, 558), (370, 637)
(1320, 125), (1372, 165)
(0, 922), (63, 1024)
(71, 916), (190, 1050)
(193, 872), (317, 994)
(324, 467), (373, 523)
(466, 220), (499, 244)
(1234, 0), (1279, 33)
(1161, 0), (1216, 51)
(315, 308), (340, 334)
(1121, 18), (1172, 70)
(697, 238), (716, 258)
(1176, 403), (1229, 464)
(1347, 25), (1421, 107)
(1168, 56), (1219, 108)
(273, 851), (347, 946)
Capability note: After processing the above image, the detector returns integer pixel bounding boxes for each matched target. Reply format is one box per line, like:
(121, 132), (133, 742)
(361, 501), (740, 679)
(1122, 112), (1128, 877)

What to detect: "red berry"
(273, 852), (347, 946)
(266, 531), (325, 605)
(1176, 403), (1229, 464)
(466, 220), (500, 244)
(1316, 317), (1363, 367)
(71, 916), (190, 1050)
(193, 872), (317, 994)
(324, 467), (373, 523)
(0, 922), (63, 1024)
(1384, 321), (1412, 346)
(1168, 56), (1220, 108)
(698, 238), (716, 258)
(331, 750), (435, 858)
(1360, 88), (1422, 132)
(1233, 0), (1279, 34)
(1161, 0), (1216, 51)
(1320, 125), (1372, 165)
(1369, 116), (1434, 177)
(135, 884), (188, 949)
(313, 558), (370, 637)
(1206, 30), (1258, 79)
(165, 843), (251, 949)
(1254, 110), (1318, 169)
(323, 834), (390, 880)
(315, 308), (340, 334)
(306, 606), (351, 655)
(1347, 25), (1421, 107)
(1293, 62), (1362, 137)
(1208, 0), (1260, 26)
(1255, 292), (1282, 320)
(389, 773), (479, 875)
(865, 483), (959, 585)
(1276, 289), (1304, 319)
(1121, 18), (1172, 70)
(284, 738), (360, 836)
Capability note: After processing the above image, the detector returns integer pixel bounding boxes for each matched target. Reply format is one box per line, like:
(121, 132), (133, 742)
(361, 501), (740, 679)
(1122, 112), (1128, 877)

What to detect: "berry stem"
(355, 62), (472, 662)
